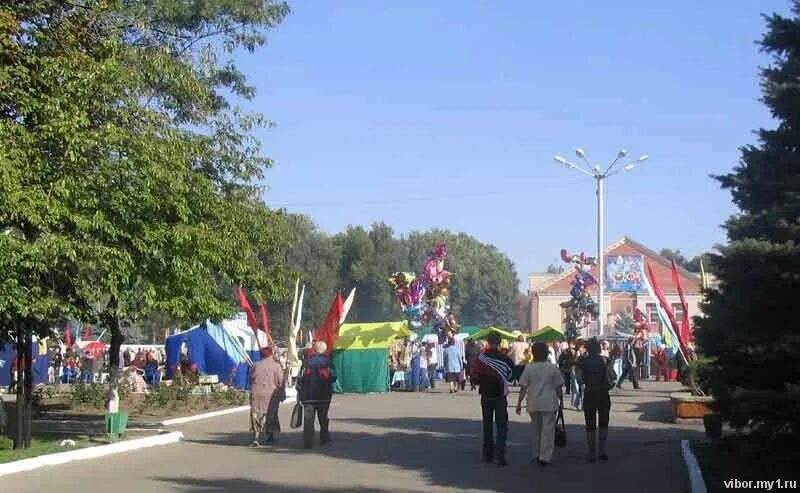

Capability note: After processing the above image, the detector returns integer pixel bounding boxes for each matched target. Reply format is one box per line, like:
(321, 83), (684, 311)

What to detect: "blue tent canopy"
(0, 343), (50, 387)
(164, 321), (256, 389)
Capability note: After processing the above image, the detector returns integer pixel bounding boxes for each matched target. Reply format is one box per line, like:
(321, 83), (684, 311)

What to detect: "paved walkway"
(6, 381), (701, 493)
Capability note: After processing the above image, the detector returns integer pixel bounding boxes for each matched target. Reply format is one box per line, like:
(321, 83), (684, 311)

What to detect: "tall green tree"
(0, 0), (292, 439)
(695, 2), (800, 444)
(266, 214), (341, 340)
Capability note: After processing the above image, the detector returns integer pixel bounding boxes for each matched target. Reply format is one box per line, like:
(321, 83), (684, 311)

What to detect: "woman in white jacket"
(515, 342), (564, 466)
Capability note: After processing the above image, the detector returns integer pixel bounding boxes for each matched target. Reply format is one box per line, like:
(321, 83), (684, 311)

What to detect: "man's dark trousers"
(303, 402), (330, 448)
(480, 396), (508, 461)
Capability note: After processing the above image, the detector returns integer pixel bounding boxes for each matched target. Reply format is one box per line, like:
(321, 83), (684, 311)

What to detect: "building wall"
(528, 237), (704, 335)
(535, 291), (703, 333)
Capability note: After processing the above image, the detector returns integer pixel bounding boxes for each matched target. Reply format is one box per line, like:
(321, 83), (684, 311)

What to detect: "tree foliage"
(695, 3), (800, 441)
(264, 218), (524, 338)
(0, 0), (291, 345)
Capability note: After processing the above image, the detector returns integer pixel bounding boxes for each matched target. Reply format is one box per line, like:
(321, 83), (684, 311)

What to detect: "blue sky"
(237, 0), (789, 282)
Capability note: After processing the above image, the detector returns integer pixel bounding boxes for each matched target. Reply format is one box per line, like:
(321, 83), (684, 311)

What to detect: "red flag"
(313, 290), (344, 356)
(237, 286), (262, 350)
(646, 261), (688, 357)
(670, 260), (693, 343)
(259, 303), (272, 345)
(65, 320), (72, 347)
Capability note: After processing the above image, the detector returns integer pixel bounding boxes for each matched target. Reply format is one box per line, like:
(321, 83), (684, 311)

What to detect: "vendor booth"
(164, 320), (254, 389)
(332, 321), (410, 394)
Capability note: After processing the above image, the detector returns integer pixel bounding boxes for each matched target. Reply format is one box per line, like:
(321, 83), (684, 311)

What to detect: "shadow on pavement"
(154, 477), (416, 493)
(180, 415), (702, 493)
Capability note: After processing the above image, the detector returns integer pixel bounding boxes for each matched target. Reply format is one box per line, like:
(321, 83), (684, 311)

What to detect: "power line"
(268, 178), (589, 209)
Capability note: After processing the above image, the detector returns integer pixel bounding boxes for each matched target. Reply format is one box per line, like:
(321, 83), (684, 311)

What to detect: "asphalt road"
(5, 381), (702, 493)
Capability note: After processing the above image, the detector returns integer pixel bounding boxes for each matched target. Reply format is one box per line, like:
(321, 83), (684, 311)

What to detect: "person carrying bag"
(515, 342), (565, 467)
(554, 396), (566, 448)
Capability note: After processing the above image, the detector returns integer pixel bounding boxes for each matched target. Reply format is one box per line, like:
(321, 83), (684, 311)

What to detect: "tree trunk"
(22, 324), (33, 448)
(13, 326), (24, 449)
(105, 299), (124, 414)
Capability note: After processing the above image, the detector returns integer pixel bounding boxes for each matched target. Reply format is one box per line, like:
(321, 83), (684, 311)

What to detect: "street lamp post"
(553, 149), (649, 336)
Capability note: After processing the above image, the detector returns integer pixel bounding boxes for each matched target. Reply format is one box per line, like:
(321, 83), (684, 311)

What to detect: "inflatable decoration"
(632, 307), (651, 339)
(559, 249), (598, 339)
(388, 242), (457, 341)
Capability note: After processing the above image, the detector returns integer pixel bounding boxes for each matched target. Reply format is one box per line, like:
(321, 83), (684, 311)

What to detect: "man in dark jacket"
(557, 342), (576, 395)
(470, 332), (514, 466)
(617, 338), (641, 390)
(297, 340), (336, 449)
(464, 339), (480, 391)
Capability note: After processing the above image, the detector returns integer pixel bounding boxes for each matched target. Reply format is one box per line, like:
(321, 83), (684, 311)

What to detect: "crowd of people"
(470, 331), (653, 468)
(40, 345), (166, 387)
(249, 341), (336, 449)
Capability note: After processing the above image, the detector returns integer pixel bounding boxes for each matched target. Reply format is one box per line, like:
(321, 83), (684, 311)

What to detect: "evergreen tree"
(695, 3), (800, 440)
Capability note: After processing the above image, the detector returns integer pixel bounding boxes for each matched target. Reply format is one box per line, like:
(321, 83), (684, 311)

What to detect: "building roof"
(530, 236), (702, 295)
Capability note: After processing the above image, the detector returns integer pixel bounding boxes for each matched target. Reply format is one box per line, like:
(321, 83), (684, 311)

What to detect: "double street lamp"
(553, 149), (649, 336)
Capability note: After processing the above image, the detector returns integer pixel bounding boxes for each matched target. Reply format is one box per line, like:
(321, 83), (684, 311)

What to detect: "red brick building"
(528, 237), (704, 336)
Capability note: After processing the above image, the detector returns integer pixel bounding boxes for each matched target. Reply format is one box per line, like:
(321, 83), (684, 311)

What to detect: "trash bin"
(105, 411), (129, 441)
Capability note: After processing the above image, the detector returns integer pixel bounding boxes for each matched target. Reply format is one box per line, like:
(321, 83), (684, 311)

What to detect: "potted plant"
(671, 357), (716, 421)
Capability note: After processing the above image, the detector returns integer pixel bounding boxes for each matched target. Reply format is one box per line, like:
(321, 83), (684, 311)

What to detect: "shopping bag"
(289, 402), (303, 429)
(554, 400), (566, 448)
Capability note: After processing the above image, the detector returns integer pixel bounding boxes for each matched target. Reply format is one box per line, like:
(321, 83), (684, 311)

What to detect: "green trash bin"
(105, 412), (129, 441)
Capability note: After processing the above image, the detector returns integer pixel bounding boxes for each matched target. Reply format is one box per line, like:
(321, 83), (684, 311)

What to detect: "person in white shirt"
(426, 342), (438, 389)
(516, 342), (564, 466)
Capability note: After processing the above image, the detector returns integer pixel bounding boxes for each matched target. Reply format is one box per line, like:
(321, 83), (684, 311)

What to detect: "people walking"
(575, 338), (614, 463)
(557, 342), (576, 396)
(298, 341), (336, 449)
(426, 342), (438, 389)
(465, 339), (480, 391)
(443, 336), (463, 393)
(249, 346), (285, 446)
(470, 332), (514, 466)
(570, 341), (586, 410)
(617, 338), (642, 390)
(516, 343), (564, 466)
(509, 335), (528, 386)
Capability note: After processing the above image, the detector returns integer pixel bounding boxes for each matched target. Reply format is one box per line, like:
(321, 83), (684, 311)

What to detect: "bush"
(680, 357), (717, 396)
(71, 383), (108, 408)
(143, 377), (192, 409)
(212, 387), (247, 407)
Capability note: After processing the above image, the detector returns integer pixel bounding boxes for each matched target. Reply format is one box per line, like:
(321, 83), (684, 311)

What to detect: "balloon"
(389, 243), (459, 335)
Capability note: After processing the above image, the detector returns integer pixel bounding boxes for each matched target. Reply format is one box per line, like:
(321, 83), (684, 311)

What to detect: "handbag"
(554, 399), (566, 448)
(289, 402), (303, 429)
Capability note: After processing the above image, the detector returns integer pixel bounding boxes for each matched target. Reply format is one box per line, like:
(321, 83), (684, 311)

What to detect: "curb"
(0, 431), (183, 478)
(681, 439), (707, 493)
(160, 395), (296, 426)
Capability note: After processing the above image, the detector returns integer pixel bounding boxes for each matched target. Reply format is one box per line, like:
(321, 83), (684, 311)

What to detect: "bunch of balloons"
(632, 307), (651, 338)
(388, 243), (458, 339)
(559, 249), (598, 339)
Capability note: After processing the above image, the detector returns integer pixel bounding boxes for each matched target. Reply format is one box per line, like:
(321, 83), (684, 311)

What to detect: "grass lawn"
(0, 433), (97, 464)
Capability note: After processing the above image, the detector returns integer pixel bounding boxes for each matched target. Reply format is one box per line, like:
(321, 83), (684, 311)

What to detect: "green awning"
(529, 325), (565, 343)
(465, 326), (517, 341)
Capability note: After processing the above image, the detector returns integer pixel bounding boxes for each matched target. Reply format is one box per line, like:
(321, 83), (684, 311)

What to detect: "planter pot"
(670, 392), (714, 420)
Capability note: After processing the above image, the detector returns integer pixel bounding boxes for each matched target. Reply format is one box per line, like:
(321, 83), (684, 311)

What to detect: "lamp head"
(575, 148), (586, 159)
(554, 155), (568, 165)
(638, 155), (649, 162)
(617, 149), (628, 159)
(624, 164), (635, 172)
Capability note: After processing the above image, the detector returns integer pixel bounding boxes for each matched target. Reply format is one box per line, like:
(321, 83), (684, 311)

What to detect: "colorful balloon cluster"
(389, 243), (458, 339)
(632, 307), (651, 337)
(559, 249), (598, 339)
